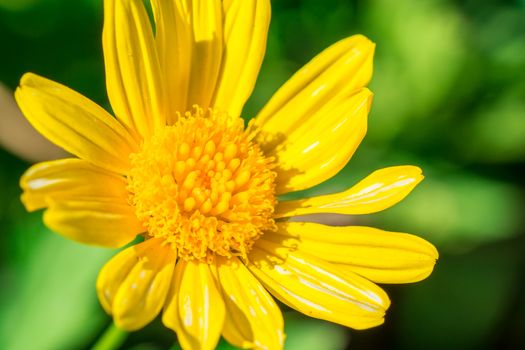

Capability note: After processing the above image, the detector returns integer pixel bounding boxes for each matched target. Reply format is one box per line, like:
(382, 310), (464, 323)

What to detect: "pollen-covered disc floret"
(127, 107), (277, 262)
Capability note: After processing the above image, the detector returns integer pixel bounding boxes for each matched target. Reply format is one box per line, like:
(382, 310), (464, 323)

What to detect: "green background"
(1, 0), (524, 349)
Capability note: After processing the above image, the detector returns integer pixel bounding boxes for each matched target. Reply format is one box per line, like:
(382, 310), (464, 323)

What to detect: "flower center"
(127, 107), (277, 262)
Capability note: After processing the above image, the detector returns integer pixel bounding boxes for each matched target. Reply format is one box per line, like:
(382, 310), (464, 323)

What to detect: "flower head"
(16, 0), (438, 349)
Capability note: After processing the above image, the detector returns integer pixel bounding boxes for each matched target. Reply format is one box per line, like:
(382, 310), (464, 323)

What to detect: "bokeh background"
(1, 0), (525, 349)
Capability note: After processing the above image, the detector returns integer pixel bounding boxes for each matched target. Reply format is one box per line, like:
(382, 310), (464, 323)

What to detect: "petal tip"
(352, 316), (385, 330)
(19, 72), (36, 86)
(18, 72), (48, 90)
(347, 34), (375, 55)
(19, 192), (39, 212)
(397, 165), (425, 183)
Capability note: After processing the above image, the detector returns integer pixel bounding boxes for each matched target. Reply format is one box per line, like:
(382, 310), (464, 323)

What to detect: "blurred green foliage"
(1, 0), (524, 349)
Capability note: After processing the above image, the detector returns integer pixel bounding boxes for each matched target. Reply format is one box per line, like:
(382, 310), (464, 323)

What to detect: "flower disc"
(128, 107), (277, 262)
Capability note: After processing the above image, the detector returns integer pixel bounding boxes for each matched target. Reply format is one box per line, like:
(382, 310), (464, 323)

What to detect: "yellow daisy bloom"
(16, 0), (438, 349)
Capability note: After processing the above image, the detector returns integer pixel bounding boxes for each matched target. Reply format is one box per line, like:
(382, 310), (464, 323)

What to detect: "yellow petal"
(15, 73), (137, 174)
(161, 259), (183, 333)
(103, 0), (165, 139)
(187, 0), (223, 110)
(221, 320), (250, 349)
(270, 222), (438, 284)
(163, 260), (225, 350)
(97, 242), (141, 314)
(20, 158), (128, 212)
(112, 240), (176, 330)
(275, 166), (424, 218)
(150, 0), (192, 121)
(216, 256), (284, 350)
(271, 88), (371, 194)
(43, 197), (143, 248)
(248, 247), (389, 330)
(255, 35), (374, 150)
(212, 0), (271, 118)
(96, 238), (175, 328)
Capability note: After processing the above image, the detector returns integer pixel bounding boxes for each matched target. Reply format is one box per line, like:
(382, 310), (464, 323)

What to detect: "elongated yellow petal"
(96, 238), (175, 330)
(248, 246), (390, 330)
(212, 0), (271, 118)
(275, 166), (424, 218)
(163, 260), (225, 350)
(43, 197), (143, 248)
(255, 35), (374, 151)
(221, 320), (250, 349)
(20, 158), (128, 212)
(97, 242), (140, 314)
(216, 256), (284, 350)
(187, 0), (224, 110)
(112, 241), (176, 330)
(161, 259), (183, 333)
(270, 222), (438, 284)
(103, 0), (165, 139)
(15, 73), (137, 174)
(150, 0), (191, 121)
(271, 88), (371, 194)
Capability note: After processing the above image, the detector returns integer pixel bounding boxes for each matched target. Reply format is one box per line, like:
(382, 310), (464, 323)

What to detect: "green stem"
(91, 323), (128, 350)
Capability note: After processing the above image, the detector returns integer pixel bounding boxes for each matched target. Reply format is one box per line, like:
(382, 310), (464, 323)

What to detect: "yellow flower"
(16, 0), (438, 349)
